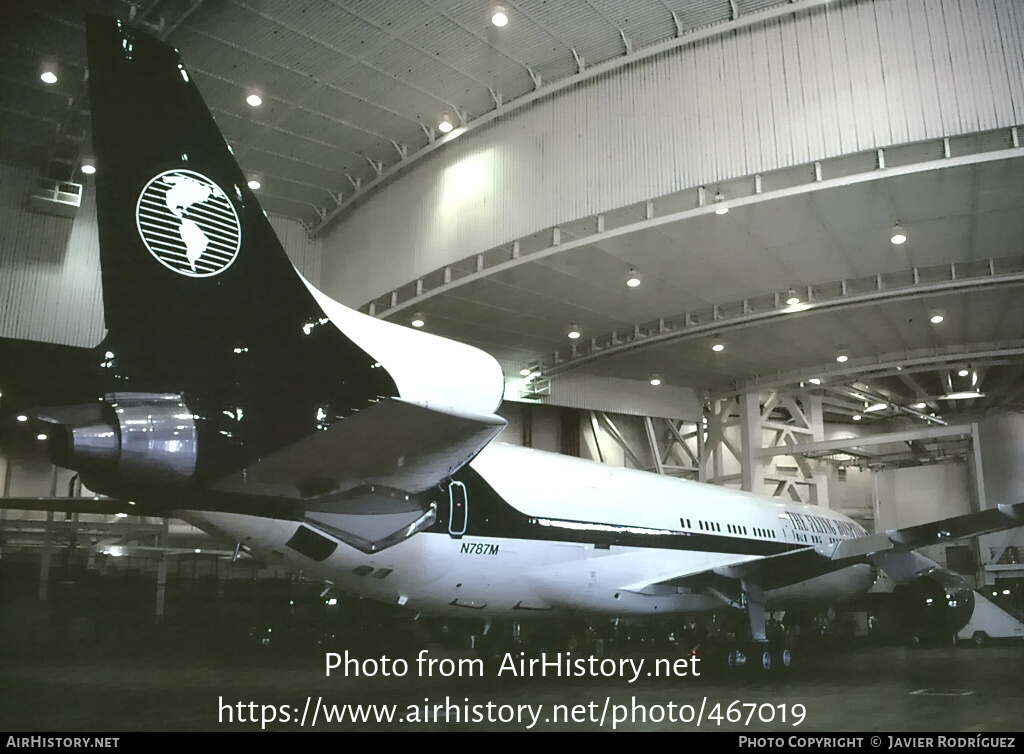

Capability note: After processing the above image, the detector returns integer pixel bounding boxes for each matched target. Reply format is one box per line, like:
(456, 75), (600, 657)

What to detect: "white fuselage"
(184, 443), (877, 620)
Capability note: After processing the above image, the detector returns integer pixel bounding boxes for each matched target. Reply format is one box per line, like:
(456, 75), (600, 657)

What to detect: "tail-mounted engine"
(40, 392), (197, 486)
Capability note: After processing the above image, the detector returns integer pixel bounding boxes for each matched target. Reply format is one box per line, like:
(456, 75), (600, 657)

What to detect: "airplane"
(22, 14), (1024, 672)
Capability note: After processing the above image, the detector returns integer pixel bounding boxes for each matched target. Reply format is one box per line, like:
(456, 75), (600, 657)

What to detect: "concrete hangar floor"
(1, 568), (1021, 733)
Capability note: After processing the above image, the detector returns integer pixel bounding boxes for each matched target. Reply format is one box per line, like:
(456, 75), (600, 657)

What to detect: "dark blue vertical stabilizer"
(85, 15), (396, 483)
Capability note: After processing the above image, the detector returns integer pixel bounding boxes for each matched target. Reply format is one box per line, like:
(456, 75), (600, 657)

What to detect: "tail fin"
(85, 15), (397, 478)
(88, 14), (316, 350)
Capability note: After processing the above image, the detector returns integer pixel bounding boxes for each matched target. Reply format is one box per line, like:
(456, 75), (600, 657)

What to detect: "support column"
(739, 391), (761, 493)
(155, 518), (169, 623)
(39, 510), (54, 602)
(735, 387), (828, 505)
(701, 398), (743, 486)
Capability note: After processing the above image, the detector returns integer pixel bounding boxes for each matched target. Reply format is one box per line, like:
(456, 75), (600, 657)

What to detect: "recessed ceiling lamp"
(890, 222), (906, 245)
(714, 191), (728, 215)
(957, 367), (969, 377)
(37, 433), (48, 441)
(16, 415), (28, 422)
(247, 178), (261, 190)
(411, 314), (425, 328)
(626, 267), (641, 288)
(438, 118), (454, 134)
(650, 375), (662, 386)
(836, 354), (848, 363)
(40, 70), (58, 84)
(808, 378), (822, 385)
(246, 93), (262, 107)
(712, 343), (724, 352)
(80, 157), (96, 175)
(519, 368), (532, 376)
(943, 391), (984, 400)
(567, 322), (582, 340)
(491, 7), (508, 26)
(786, 289), (800, 306)
(913, 402), (927, 409)
(852, 415), (862, 421)
(930, 314), (944, 324)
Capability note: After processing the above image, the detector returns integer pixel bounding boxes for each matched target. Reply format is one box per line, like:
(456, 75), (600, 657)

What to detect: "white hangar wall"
(320, 0), (1024, 307)
(0, 165), (323, 347)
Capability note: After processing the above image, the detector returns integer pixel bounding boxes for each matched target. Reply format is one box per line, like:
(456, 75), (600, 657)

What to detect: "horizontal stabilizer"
(211, 398), (506, 505)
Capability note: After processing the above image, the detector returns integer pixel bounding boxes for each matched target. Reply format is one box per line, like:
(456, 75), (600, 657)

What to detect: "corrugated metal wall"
(0, 165), (323, 347)
(320, 0), (1024, 307)
(0, 166), (105, 347)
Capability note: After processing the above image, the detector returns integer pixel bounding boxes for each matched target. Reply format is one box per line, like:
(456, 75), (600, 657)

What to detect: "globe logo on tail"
(136, 170), (241, 277)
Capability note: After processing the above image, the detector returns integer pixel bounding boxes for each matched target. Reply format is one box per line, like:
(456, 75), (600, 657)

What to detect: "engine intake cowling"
(42, 393), (197, 485)
(892, 567), (975, 641)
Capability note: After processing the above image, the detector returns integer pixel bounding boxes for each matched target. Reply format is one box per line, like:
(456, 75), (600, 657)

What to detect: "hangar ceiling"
(1, 0), (797, 226)
(1, 0), (1022, 423)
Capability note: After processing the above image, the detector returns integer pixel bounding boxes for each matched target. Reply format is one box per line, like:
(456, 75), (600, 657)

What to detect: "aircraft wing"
(211, 397), (507, 507)
(629, 501), (1024, 594)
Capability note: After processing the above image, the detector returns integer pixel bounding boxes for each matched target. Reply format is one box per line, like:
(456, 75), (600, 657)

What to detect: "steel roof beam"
(373, 137), (1024, 319)
(309, 0), (837, 236)
(754, 424), (975, 459)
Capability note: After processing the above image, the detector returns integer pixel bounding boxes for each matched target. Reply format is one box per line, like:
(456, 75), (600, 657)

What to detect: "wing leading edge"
(626, 501), (1024, 594)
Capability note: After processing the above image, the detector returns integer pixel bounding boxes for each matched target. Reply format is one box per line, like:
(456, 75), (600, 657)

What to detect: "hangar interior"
(1, 0), (1024, 692)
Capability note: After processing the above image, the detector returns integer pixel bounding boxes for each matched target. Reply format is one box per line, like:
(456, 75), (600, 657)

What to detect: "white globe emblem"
(136, 169), (241, 277)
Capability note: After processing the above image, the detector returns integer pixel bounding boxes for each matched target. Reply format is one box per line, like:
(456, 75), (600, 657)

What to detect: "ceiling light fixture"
(491, 7), (508, 26)
(567, 323), (582, 340)
(712, 343), (725, 352)
(890, 222), (906, 245)
(247, 179), (261, 190)
(836, 354), (848, 363)
(626, 267), (641, 287)
(438, 119), (454, 134)
(852, 415), (862, 421)
(913, 402), (927, 409)
(714, 191), (728, 215)
(411, 314), (425, 328)
(942, 391), (984, 400)
(930, 314), (943, 324)
(80, 157), (96, 175)
(37, 433), (48, 441)
(246, 93), (262, 107)
(809, 378), (822, 385)
(520, 368), (532, 376)
(786, 289), (800, 306)
(17, 415), (28, 422)
(40, 70), (58, 84)
(650, 375), (662, 386)
(957, 368), (969, 377)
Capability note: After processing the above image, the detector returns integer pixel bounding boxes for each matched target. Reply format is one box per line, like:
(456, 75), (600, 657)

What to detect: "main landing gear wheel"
(772, 648), (792, 669)
(725, 645), (792, 672)
(727, 649), (746, 668)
